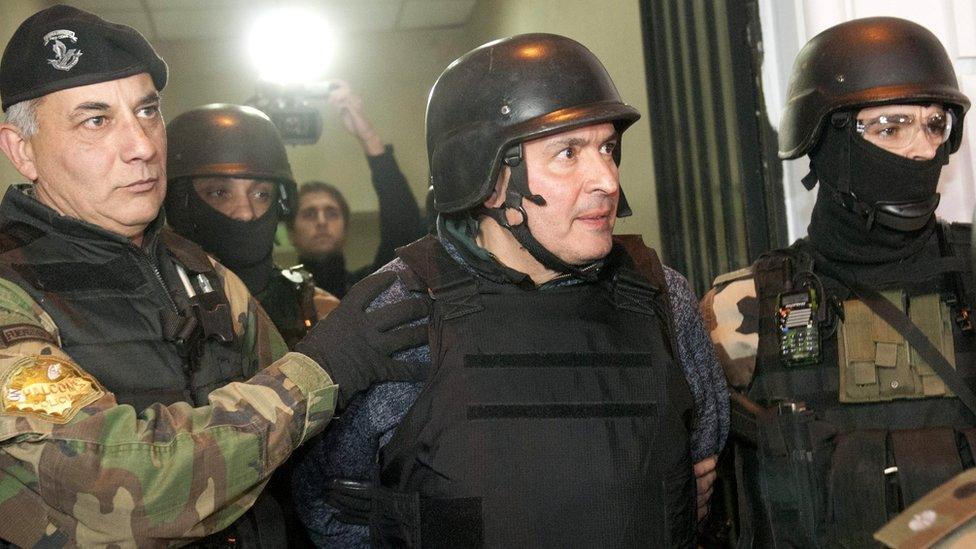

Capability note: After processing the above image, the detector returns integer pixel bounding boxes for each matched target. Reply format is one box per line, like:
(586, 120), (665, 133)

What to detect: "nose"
(905, 132), (941, 161)
(120, 114), (159, 163)
(226, 195), (258, 221)
(315, 209), (329, 226)
(585, 152), (620, 196)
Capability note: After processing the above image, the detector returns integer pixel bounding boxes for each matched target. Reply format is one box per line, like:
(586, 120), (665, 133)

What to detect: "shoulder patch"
(0, 323), (56, 348)
(1, 355), (104, 424)
(713, 266), (754, 287)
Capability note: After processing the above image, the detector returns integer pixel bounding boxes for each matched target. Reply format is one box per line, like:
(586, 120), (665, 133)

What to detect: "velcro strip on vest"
(464, 353), (657, 418)
(465, 352), (648, 369)
(467, 402), (656, 419)
(12, 255), (142, 292)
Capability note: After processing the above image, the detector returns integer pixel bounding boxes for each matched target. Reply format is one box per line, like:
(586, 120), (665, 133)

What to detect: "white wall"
(760, 0), (976, 240)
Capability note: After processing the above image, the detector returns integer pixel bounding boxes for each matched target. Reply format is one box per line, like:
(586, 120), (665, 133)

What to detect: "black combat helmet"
(166, 103), (298, 221)
(779, 16), (970, 160)
(426, 33), (640, 214)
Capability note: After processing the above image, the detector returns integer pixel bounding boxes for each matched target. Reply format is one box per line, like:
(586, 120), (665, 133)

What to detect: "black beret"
(0, 4), (167, 111)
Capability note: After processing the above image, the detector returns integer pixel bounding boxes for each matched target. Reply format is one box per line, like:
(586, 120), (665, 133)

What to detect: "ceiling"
(57, 0), (479, 42)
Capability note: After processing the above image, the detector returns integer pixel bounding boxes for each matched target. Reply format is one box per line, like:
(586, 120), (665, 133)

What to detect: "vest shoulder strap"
(610, 234), (679, 357)
(160, 229), (217, 275)
(396, 236), (484, 319)
(611, 234), (666, 289)
(610, 234), (671, 313)
(938, 221), (974, 319)
(753, 246), (809, 296)
(159, 229), (235, 345)
(0, 221), (46, 256)
(713, 266), (753, 287)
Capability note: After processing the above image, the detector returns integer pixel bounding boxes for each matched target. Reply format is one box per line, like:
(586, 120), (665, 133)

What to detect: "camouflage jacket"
(0, 190), (337, 547)
(700, 266), (759, 391)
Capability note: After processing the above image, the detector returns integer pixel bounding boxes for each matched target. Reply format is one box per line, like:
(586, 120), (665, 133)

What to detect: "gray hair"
(4, 99), (40, 139)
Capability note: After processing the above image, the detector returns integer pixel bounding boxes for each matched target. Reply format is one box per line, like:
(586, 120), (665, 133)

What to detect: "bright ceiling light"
(247, 7), (336, 85)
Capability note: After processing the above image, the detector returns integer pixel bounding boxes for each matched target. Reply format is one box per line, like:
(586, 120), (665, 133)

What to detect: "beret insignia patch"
(2, 355), (104, 423)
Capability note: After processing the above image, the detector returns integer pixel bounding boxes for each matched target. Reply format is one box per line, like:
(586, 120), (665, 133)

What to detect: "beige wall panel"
(0, 0), (50, 191)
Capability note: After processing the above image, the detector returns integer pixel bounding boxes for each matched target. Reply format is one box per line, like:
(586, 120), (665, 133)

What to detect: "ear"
(0, 124), (38, 181)
(482, 165), (510, 209)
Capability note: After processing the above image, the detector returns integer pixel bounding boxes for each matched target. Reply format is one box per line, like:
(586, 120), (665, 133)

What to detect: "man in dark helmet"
(702, 17), (974, 547)
(165, 103), (339, 349)
(0, 5), (425, 546)
(293, 33), (728, 548)
(165, 103), (345, 548)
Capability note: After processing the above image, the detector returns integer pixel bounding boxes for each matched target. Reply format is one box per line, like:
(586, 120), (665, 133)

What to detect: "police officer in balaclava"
(703, 17), (974, 548)
(166, 104), (338, 350)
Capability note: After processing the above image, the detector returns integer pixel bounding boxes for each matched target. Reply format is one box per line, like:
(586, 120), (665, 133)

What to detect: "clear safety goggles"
(855, 109), (953, 149)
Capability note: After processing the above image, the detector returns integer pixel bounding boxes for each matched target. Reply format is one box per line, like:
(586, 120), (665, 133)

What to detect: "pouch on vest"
(839, 291), (956, 402)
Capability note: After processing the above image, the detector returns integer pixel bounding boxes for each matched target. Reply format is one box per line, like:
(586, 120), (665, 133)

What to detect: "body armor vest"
(372, 235), (696, 548)
(737, 224), (976, 548)
(256, 266), (317, 350)
(0, 206), (246, 411)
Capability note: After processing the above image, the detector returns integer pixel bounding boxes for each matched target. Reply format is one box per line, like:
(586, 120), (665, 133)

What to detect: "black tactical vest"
(371, 235), (696, 548)
(0, 191), (247, 411)
(256, 267), (317, 350)
(738, 224), (976, 548)
(0, 190), (288, 548)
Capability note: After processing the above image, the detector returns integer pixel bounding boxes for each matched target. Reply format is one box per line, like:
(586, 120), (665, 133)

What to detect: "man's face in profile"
(520, 122), (621, 266)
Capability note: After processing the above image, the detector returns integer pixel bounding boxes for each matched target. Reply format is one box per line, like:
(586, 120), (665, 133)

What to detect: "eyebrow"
(544, 131), (620, 151)
(71, 91), (161, 114)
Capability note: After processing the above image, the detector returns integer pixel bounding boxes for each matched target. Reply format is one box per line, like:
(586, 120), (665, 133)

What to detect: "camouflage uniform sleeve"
(699, 267), (760, 391)
(0, 274), (337, 547)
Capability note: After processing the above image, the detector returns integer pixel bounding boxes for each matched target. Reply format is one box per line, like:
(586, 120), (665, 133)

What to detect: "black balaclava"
(805, 111), (949, 267)
(169, 182), (280, 294)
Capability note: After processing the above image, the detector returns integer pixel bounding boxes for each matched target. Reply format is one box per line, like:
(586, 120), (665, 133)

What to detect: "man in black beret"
(0, 5), (425, 547)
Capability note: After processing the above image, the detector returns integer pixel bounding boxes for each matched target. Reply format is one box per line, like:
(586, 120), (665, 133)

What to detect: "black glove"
(296, 270), (428, 408)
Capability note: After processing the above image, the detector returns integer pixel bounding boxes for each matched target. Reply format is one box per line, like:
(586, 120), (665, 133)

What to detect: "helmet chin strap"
(478, 144), (603, 281)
